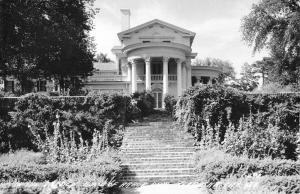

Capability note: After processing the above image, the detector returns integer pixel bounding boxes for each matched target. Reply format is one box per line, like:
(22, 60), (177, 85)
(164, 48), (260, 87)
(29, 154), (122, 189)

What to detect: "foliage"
(195, 149), (300, 190)
(164, 95), (177, 118)
(241, 0), (300, 85)
(0, 0), (95, 93)
(96, 53), (113, 63)
(176, 85), (300, 160)
(175, 85), (250, 141)
(0, 179), (117, 194)
(252, 82), (300, 93)
(0, 150), (44, 165)
(252, 57), (277, 85)
(1, 92), (133, 153)
(235, 62), (260, 91)
(215, 175), (300, 194)
(223, 114), (288, 159)
(0, 150), (121, 193)
(132, 91), (155, 117)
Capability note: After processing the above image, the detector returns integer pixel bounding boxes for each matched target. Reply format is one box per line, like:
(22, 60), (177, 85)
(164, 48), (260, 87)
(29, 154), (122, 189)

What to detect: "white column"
(131, 60), (137, 93)
(186, 58), (192, 88)
(145, 57), (151, 91)
(182, 63), (187, 91)
(127, 62), (132, 82)
(163, 57), (169, 108)
(177, 59), (183, 97)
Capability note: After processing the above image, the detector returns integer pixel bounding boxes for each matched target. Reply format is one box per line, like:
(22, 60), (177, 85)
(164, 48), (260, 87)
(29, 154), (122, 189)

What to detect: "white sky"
(90, 0), (269, 74)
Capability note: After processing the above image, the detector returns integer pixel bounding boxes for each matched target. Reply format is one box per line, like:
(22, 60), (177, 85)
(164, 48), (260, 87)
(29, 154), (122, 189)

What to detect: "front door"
(153, 91), (162, 108)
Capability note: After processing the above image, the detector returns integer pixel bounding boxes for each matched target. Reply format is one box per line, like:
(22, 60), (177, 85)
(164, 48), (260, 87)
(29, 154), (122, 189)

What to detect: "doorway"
(153, 88), (163, 108)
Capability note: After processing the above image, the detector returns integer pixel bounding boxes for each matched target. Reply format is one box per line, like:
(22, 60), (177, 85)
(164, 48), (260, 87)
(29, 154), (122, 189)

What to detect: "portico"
(128, 56), (190, 98)
(111, 11), (198, 108)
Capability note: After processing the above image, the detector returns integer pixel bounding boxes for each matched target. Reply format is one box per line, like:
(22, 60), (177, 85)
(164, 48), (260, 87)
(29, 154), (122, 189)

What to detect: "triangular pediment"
(118, 19), (195, 41)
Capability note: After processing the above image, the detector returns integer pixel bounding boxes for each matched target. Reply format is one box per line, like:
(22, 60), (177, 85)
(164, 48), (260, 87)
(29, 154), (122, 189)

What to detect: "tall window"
(4, 81), (14, 92)
(36, 80), (47, 92)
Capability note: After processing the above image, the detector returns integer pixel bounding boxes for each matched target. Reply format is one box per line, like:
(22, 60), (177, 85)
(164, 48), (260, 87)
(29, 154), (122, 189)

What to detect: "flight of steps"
(120, 119), (197, 184)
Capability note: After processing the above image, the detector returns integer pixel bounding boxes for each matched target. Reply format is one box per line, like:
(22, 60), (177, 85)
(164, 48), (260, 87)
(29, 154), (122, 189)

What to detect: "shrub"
(214, 175), (278, 194)
(195, 149), (300, 190)
(4, 92), (132, 152)
(164, 95), (177, 118)
(261, 175), (300, 194)
(0, 178), (117, 194)
(0, 150), (121, 183)
(132, 91), (155, 117)
(176, 85), (249, 140)
(214, 175), (300, 194)
(223, 114), (290, 159)
(176, 85), (300, 160)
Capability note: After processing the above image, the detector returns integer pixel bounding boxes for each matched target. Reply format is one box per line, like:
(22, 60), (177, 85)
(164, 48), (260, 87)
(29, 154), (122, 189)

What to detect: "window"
(142, 41), (150, 43)
(37, 80), (47, 92)
(4, 81), (14, 92)
(162, 40), (171, 43)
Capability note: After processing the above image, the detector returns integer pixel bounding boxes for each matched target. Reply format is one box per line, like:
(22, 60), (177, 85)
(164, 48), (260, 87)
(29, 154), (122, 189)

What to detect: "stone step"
(122, 168), (195, 176)
(120, 174), (198, 183)
(121, 147), (195, 152)
(122, 157), (193, 163)
(124, 152), (194, 158)
(122, 142), (194, 147)
(121, 163), (194, 169)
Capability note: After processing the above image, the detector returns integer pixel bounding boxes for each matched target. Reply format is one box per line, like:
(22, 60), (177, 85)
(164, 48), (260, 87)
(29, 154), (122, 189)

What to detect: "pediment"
(118, 19), (195, 41)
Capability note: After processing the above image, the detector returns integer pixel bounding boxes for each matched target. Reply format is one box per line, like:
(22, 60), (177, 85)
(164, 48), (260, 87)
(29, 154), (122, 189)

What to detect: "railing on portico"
(87, 75), (127, 82)
(137, 74), (177, 81)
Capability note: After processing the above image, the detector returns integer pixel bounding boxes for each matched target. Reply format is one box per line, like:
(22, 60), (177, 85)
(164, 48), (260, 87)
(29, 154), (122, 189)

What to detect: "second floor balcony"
(87, 73), (177, 82)
(137, 74), (177, 82)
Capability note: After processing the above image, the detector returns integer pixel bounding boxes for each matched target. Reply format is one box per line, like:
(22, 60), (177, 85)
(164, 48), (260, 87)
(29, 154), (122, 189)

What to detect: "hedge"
(195, 149), (300, 190)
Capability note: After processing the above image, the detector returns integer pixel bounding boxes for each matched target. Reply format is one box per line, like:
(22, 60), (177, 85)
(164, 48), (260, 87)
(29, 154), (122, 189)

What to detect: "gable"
(118, 19), (195, 46)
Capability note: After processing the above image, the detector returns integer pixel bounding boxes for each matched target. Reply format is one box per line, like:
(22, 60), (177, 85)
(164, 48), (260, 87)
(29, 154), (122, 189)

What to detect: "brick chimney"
(120, 9), (130, 31)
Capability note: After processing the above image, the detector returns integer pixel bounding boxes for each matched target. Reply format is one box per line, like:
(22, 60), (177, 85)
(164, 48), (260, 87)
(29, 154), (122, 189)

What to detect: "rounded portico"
(112, 17), (197, 108)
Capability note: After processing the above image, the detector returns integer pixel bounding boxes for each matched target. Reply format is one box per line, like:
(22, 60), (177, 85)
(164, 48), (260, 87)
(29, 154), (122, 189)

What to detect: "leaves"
(241, 0), (300, 85)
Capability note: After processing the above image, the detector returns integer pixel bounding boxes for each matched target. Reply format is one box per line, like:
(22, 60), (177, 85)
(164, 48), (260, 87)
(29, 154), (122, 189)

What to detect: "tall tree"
(237, 63), (260, 91)
(241, 0), (300, 85)
(252, 57), (276, 85)
(0, 0), (96, 93)
(96, 53), (113, 63)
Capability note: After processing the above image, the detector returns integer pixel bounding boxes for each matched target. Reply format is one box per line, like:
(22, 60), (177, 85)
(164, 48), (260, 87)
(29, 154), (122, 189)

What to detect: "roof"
(117, 19), (196, 43)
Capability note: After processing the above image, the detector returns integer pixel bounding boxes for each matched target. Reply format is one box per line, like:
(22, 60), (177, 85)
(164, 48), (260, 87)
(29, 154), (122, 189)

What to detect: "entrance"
(153, 88), (162, 108)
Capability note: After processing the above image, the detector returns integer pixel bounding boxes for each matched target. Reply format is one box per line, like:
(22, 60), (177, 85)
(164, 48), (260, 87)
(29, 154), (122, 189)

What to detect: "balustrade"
(137, 74), (177, 81)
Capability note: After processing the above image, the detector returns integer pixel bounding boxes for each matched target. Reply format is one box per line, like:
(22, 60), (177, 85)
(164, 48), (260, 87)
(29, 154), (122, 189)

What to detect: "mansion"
(85, 9), (222, 108)
(1, 9), (223, 108)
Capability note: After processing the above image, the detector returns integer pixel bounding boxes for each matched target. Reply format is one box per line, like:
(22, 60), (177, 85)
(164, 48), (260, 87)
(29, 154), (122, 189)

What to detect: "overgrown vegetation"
(176, 85), (300, 192)
(0, 91), (156, 193)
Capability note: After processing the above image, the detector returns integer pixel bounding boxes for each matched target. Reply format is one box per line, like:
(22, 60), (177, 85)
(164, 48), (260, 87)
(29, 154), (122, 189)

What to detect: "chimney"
(121, 9), (130, 31)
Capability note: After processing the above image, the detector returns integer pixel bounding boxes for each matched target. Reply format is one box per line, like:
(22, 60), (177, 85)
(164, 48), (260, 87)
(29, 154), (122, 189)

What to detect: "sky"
(90, 0), (269, 75)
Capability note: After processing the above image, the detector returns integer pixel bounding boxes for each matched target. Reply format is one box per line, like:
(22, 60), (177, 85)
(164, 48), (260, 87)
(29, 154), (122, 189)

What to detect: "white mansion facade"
(85, 10), (222, 108)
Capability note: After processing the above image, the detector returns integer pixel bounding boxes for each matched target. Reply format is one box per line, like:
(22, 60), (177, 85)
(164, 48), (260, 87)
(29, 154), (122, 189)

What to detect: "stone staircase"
(120, 116), (197, 184)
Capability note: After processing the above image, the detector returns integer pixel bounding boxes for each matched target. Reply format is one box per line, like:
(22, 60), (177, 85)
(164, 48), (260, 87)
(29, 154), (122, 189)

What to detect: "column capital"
(162, 56), (170, 63)
(175, 58), (185, 64)
(143, 56), (151, 63)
